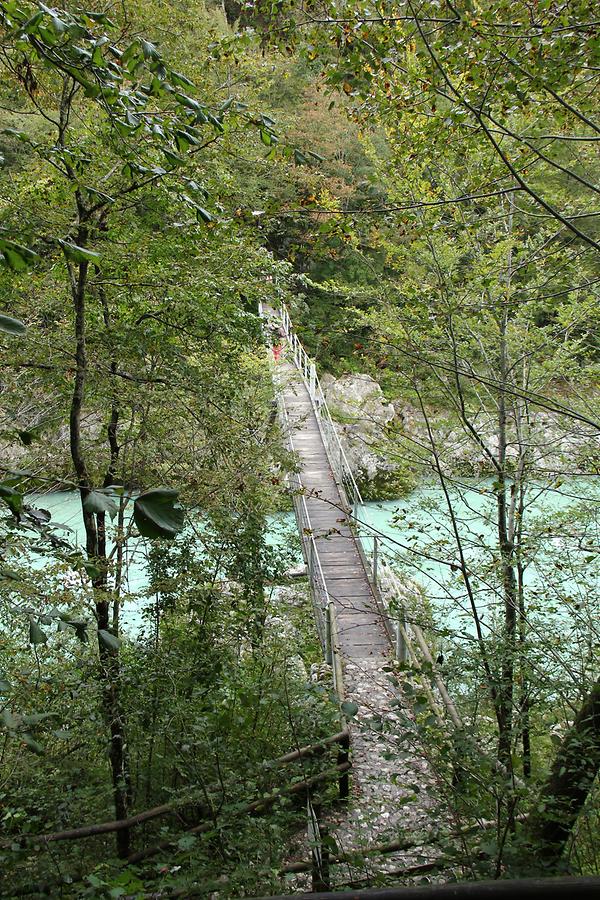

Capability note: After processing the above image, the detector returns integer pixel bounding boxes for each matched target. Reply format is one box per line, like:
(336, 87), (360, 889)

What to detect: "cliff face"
(319, 372), (600, 497)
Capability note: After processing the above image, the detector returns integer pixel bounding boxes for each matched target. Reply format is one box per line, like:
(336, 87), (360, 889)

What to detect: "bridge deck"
(279, 360), (390, 660)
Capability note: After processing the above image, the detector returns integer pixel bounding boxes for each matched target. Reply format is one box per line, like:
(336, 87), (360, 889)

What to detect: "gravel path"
(282, 653), (455, 894)
(320, 657), (450, 887)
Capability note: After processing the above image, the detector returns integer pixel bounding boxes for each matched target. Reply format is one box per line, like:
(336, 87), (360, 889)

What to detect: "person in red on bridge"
(272, 323), (286, 362)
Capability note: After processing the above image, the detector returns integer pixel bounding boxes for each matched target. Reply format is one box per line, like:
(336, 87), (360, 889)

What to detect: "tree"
(0, 0), (279, 856)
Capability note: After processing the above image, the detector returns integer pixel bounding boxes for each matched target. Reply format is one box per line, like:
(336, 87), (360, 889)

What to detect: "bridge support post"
(396, 610), (409, 664)
(325, 604), (333, 667)
(337, 731), (350, 800)
(309, 362), (316, 398)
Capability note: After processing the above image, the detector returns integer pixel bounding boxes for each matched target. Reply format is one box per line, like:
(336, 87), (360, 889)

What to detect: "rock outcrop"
(319, 373), (398, 490)
(319, 372), (598, 488)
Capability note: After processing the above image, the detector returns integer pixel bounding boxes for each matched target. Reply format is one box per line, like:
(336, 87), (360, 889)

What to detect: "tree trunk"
(67, 245), (131, 858)
(520, 678), (600, 871)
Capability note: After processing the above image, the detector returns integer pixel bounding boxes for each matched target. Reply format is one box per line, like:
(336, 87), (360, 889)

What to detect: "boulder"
(320, 373), (397, 486)
(324, 373), (395, 433)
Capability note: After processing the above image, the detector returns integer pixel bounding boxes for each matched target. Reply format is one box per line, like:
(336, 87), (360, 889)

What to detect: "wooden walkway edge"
(278, 357), (390, 660)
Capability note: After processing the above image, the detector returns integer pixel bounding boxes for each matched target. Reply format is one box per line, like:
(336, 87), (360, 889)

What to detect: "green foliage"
(2, 0), (599, 890)
(0, 5), (354, 892)
(133, 489), (184, 539)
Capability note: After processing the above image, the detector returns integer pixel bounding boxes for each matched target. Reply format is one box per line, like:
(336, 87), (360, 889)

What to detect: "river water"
(27, 478), (600, 643)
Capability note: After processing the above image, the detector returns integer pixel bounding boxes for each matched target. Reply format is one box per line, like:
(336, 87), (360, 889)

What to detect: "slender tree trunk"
(496, 191), (518, 775)
(67, 240), (131, 858)
(496, 465), (517, 772)
(516, 481), (531, 779)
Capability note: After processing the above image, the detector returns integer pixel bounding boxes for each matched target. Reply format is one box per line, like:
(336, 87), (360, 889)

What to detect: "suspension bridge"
(261, 303), (461, 890)
(259, 306), (596, 898)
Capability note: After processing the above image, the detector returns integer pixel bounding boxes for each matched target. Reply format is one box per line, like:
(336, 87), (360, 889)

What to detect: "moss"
(327, 402), (359, 425)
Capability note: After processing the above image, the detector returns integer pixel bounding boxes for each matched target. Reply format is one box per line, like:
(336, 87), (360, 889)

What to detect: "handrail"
(277, 303), (459, 727)
(5, 731), (351, 847)
(280, 304), (363, 515)
(268, 335), (345, 706)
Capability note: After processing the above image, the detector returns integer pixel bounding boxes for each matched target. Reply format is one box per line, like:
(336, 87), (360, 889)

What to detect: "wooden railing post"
(396, 608), (409, 664)
(337, 731), (350, 800)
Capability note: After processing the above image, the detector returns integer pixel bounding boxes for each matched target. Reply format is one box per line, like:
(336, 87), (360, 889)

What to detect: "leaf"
(68, 621), (89, 643)
(162, 149), (185, 168)
(25, 506), (51, 525)
(64, 67), (101, 98)
(170, 70), (194, 88)
(3, 248), (29, 271)
(0, 484), (23, 515)
(16, 416), (50, 445)
(0, 235), (40, 271)
(176, 834), (197, 850)
(0, 675), (11, 693)
(134, 488), (184, 539)
(1, 708), (19, 730)
(82, 559), (102, 580)
(22, 712), (55, 725)
(173, 92), (203, 113)
(58, 240), (101, 263)
(341, 700), (359, 718)
(174, 130), (191, 153)
(1, 128), (30, 142)
(140, 40), (159, 60)
(83, 490), (118, 519)
(0, 567), (21, 581)
(16, 428), (35, 446)
(29, 618), (48, 645)
(98, 629), (122, 651)
(21, 733), (44, 754)
(0, 314), (26, 335)
(195, 207), (213, 224)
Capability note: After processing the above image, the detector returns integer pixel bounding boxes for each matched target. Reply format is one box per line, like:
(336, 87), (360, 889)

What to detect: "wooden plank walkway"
(278, 359), (390, 660)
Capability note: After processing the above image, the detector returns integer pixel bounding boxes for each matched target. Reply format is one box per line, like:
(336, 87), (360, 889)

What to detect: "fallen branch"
(280, 837), (433, 874)
(127, 762), (351, 865)
(272, 729), (349, 765)
(2, 730), (350, 847)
